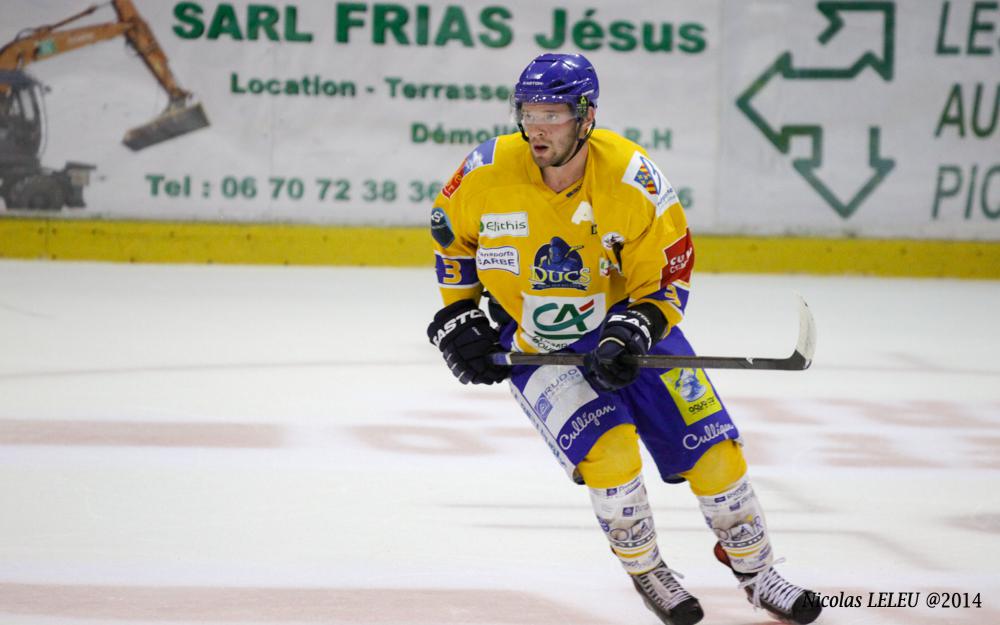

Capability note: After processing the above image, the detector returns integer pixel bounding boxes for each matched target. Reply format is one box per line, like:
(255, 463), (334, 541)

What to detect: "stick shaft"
(489, 295), (815, 372)
(490, 351), (810, 370)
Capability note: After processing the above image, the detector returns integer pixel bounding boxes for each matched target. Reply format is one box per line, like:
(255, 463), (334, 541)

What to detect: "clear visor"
(510, 99), (579, 126)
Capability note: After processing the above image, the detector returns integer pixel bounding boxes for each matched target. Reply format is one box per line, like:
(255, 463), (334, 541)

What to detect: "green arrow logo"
(736, 2), (896, 219)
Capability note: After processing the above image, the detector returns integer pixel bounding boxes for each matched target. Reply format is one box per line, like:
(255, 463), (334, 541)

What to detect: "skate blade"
(122, 103), (209, 151)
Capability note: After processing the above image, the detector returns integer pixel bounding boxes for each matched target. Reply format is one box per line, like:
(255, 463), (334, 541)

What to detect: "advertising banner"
(719, 0), (1000, 238)
(1, 1), (997, 240)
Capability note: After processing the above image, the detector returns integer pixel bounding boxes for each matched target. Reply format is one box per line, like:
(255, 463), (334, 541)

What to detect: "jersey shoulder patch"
(430, 206), (455, 247)
(621, 151), (679, 216)
(442, 137), (499, 198)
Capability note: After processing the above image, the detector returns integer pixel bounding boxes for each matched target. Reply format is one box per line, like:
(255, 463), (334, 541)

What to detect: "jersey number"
(441, 258), (464, 285)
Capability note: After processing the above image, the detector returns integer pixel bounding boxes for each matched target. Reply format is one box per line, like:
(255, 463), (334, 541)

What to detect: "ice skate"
(714, 542), (821, 624)
(630, 562), (704, 625)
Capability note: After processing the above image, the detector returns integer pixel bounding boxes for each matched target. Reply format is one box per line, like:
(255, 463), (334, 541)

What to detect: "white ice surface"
(0, 260), (998, 625)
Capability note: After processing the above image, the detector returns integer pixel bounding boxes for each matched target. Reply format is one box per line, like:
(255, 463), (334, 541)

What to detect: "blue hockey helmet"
(512, 53), (599, 118)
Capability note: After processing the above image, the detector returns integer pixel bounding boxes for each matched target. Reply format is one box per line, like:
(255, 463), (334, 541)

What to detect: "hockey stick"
(490, 295), (816, 371)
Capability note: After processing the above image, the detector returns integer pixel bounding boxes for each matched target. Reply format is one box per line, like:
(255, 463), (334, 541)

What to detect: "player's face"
(521, 103), (589, 168)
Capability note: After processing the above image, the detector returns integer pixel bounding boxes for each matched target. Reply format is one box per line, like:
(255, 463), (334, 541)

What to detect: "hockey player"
(426, 53), (822, 625)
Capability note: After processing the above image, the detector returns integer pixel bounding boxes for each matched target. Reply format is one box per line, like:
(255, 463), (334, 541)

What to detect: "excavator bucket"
(122, 102), (209, 151)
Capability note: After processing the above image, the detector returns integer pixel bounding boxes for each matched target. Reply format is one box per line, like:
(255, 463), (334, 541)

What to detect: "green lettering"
(971, 83), (1000, 137)
(247, 4), (279, 41)
(416, 5), (430, 45)
(449, 129), (474, 144)
(678, 23), (706, 53)
(652, 128), (672, 149)
(164, 179), (181, 197)
(983, 165), (1000, 218)
(936, 1), (960, 55)
(932, 165), (962, 218)
(374, 4), (410, 45)
(966, 165), (979, 217)
(479, 6), (513, 48)
(285, 6), (313, 42)
(172, 2), (205, 39)
(608, 21), (636, 51)
(336, 3), (367, 43)
(936, 84), (966, 138)
(678, 187), (693, 208)
(572, 9), (603, 51)
(535, 9), (565, 49)
(229, 72), (245, 93)
(412, 123), (429, 143)
(642, 22), (673, 52)
(207, 3), (243, 40)
(968, 1), (998, 55)
(434, 6), (474, 47)
(146, 174), (164, 196)
(384, 76), (402, 97)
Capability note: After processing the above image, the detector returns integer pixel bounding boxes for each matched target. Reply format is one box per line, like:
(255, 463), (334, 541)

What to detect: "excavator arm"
(113, 0), (192, 107)
(0, 0), (208, 149)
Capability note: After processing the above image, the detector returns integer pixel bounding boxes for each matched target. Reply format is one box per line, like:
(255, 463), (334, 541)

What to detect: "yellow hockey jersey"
(431, 129), (694, 354)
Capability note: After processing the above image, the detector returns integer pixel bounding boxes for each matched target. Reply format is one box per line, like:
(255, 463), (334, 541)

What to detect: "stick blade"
(793, 293), (817, 369)
(122, 102), (210, 151)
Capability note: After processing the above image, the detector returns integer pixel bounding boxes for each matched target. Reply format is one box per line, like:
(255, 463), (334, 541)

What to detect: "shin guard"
(697, 476), (772, 574)
(589, 474), (661, 574)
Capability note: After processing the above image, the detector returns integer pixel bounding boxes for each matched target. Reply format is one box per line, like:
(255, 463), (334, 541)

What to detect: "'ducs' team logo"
(530, 237), (591, 291)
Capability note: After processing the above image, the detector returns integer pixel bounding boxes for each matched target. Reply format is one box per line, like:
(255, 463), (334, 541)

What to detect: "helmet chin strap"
(553, 120), (595, 168)
(519, 118), (596, 169)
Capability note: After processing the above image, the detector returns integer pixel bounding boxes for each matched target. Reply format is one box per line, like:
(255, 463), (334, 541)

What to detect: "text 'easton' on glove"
(584, 304), (666, 391)
(427, 299), (510, 385)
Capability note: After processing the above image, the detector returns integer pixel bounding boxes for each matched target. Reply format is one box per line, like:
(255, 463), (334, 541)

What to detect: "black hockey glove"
(427, 299), (510, 385)
(585, 304), (666, 391)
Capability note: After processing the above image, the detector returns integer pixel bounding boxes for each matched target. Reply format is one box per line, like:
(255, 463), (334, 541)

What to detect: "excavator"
(0, 0), (209, 209)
